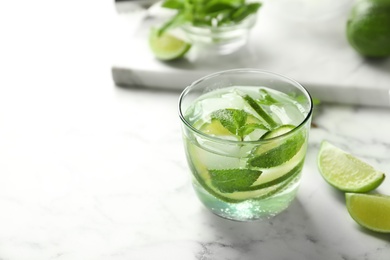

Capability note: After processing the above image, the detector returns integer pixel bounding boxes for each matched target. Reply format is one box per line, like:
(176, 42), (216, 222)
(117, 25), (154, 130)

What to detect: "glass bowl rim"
(181, 13), (257, 34)
(178, 68), (313, 145)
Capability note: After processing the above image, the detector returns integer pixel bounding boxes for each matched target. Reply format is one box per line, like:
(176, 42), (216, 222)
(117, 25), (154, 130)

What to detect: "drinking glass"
(178, 69), (313, 221)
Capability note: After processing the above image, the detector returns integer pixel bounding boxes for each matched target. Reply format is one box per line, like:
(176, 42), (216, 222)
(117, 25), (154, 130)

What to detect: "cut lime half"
(149, 28), (191, 61)
(346, 193), (390, 233)
(317, 141), (385, 192)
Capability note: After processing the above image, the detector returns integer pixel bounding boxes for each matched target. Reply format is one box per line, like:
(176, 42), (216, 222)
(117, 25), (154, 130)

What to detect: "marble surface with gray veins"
(0, 1), (389, 259)
(1, 86), (389, 259)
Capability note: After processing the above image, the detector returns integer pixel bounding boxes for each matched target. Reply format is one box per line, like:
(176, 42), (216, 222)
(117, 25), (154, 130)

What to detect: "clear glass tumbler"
(178, 69), (313, 221)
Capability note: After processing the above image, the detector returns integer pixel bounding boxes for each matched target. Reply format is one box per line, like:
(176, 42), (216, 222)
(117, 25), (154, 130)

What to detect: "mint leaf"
(238, 123), (268, 137)
(209, 168), (262, 193)
(205, 2), (236, 13)
(211, 109), (248, 138)
(242, 94), (278, 129)
(247, 130), (306, 168)
(158, 0), (262, 35)
(245, 160), (304, 190)
(257, 89), (278, 105)
(231, 3), (262, 23)
(162, 0), (185, 9)
(158, 12), (189, 36)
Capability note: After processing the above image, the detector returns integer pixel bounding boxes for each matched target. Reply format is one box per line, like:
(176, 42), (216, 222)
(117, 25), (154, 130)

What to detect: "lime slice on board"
(346, 193), (390, 233)
(317, 141), (385, 192)
(149, 28), (191, 61)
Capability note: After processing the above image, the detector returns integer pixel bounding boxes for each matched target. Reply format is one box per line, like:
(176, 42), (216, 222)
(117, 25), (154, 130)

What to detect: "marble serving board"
(111, 0), (390, 107)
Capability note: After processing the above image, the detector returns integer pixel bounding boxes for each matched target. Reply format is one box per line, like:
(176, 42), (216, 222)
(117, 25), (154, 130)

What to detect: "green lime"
(346, 193), (390, 233)
(148, 28), (191, 61)
(199, 119), (234, 137)
(187, 139), (301, 203)
(317, 141), (385, 192)
(247, 125), (306, 168)
(192, 161), (299, 203)
(197, 114), (263, 140)
(260, 124), (295, 139)
(346, 0), (390, 57)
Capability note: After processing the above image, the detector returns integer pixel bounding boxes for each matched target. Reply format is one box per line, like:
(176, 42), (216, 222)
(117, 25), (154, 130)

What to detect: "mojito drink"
(179, 70), (312, 221)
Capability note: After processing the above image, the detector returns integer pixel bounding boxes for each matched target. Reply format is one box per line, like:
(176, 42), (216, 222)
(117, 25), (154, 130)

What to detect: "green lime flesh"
(149, 28), (191, 61)
(317, 141), (385, 192)
(346, 193), (390, 233)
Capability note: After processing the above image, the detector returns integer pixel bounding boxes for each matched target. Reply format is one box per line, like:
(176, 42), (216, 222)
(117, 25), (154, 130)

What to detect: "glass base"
(193, 174), (301, 221)
(182, 15), (256, 55)
(189, 38), (249, 56)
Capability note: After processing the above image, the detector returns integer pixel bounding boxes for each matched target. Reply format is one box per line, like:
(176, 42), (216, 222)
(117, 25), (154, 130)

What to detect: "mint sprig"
(211, 108), (247, 135)
(210, 108), (266, 140)
(209, 168), (262, 193)
(158, 0), (262, 36)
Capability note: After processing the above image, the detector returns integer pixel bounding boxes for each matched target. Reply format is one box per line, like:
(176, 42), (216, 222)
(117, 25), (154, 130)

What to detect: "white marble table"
(0, 1), (389, 259)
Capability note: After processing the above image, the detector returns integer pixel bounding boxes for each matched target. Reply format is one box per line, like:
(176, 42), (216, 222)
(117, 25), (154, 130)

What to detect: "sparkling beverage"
(179, 70), (312, 221)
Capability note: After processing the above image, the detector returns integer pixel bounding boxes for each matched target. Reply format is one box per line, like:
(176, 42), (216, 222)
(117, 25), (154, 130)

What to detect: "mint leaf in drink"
(257, 89), (279, 105)
(211, 109), (248, 138)
(242, 94), (278, 129)
(209, 168), (262, 193)
(247, 129), (306, 168)
(239, 123), (268, 137)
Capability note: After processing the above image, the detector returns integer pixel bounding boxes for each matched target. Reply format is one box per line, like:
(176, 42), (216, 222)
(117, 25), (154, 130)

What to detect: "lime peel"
(346, 193), (390, 233)
(149, 28), (191, 61)
(346, 0), (390, 57)
(317, 141), (385, 192)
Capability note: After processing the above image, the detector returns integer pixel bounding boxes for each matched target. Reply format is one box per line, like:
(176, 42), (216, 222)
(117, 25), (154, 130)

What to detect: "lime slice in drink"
(317, 141), (385, 192)
(197, 114), (264, 141)
(187, 124), (305, 203)
(260, 124), (295, 139)
(200, 119), (236, 137)
(149, 28), (191, 61)
(247, 125), (306, 188)
(194, 164), (300, 203)
(187, 142), (300, 203)
(247, 125), (305, 168)
(346, 193), (390, 233)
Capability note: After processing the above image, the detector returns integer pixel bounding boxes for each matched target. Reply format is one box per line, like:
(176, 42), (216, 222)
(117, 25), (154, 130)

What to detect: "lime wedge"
(149, 28), (191, 61)
(317, 141), (385, 192)
(346, 193), (390, 233)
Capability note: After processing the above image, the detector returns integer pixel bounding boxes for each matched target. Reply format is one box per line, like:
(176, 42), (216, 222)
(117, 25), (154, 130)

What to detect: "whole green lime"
(346, 0), (390, 57)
